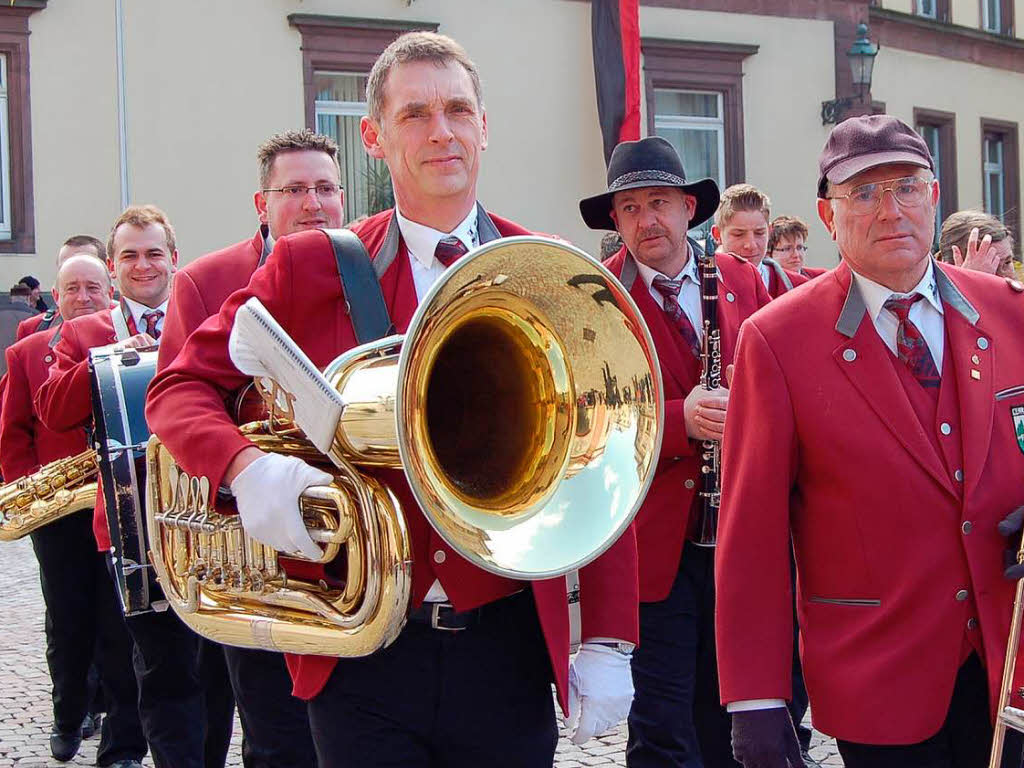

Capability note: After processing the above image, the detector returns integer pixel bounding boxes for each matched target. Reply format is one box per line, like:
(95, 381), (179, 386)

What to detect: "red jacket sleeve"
(34, 321), (93, 433)
(579, 524), (639, 644)
(157, 267), (209, 372)
(715, 319), (797, 705)
(145, 237), (297, 496)
(0, 345), (40, 480)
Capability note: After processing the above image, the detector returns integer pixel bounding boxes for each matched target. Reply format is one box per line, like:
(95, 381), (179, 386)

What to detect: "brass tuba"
(0, 450), (99, 542)
(145, 236), (663, 656)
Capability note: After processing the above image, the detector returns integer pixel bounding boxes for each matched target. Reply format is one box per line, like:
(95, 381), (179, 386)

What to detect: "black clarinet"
(694, 233), (721, 547)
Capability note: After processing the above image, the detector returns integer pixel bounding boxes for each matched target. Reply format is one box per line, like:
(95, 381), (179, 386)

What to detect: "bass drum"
(89, 345), (159, 615)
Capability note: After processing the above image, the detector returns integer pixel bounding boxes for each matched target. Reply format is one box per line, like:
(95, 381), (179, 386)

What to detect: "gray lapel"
(372, 212), (402, 279)
(765, 257), (794, 292)
(835, 279), (868, 338)
(476, 203), (501, 244)
(111, 304), (132, 341)
(934, 265), (980, 325)
(257, 224), (271, 267)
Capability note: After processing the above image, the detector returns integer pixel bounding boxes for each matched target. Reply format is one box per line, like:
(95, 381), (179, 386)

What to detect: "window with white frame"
(653, 89), (726, 194)
(0, 55), (12, 241)
(918, 123), (942, 236)
(982, 0), (1001, 32)
(916, 0), (937, 18)
(984, 133), (1006, 220)
(313, 71), (392, 224)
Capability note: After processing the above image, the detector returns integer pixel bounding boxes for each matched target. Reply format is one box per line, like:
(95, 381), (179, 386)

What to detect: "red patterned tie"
(651, 274), (701, 358)
(142, 309), (163, 340)
(883, 295), (939, 388)
(434, 236), (468, 268)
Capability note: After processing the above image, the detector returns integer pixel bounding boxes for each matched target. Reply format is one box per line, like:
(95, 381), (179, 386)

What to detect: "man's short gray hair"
(366, 32), (483, 121)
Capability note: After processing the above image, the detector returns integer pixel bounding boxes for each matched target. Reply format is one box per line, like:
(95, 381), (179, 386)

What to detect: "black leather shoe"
(49, 728), (82, 762)
(81, 711), (102, 739)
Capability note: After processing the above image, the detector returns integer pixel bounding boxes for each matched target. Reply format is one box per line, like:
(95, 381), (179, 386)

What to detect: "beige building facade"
(0, 0), (1020, 289)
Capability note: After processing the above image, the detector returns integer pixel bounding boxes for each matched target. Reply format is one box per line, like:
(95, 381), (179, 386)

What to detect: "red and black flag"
(591, 0), (641, 165)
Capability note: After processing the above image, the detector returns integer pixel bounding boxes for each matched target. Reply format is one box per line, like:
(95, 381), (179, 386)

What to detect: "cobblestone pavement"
(1, 536), (842, 766)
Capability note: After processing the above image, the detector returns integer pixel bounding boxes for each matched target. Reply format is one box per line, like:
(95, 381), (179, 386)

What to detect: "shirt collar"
(122, 296), (169, 326)
(634, 241), (697, 291)
(395, 206), (479, 269)
(851, 259), (944, 323)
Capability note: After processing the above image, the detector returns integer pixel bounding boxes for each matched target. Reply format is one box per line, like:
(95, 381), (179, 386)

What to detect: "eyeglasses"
(771, 244), (808, 254)
(828, 176), (933, 215)
(261, 183), (342, 199)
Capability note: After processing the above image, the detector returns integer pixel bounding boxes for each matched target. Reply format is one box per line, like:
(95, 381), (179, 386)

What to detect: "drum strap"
(111, 303), (132, 342)
(324, 229), (393, 344)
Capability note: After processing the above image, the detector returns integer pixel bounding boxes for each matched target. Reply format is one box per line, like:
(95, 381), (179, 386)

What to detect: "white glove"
(229, 452), (333, 560)
(564, 643), (634, 745)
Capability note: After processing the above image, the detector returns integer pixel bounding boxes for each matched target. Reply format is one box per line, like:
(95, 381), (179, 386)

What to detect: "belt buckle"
(430, 603), (464, 632)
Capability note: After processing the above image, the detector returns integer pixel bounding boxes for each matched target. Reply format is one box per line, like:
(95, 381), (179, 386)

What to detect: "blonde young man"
(712, 185), (808, 299)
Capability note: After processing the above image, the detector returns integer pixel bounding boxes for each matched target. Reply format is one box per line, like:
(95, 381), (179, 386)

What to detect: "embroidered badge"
(1013, 405), (1024, 455)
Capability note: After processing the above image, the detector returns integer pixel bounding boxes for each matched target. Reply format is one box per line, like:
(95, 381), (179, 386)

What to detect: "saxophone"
(0, 450), (99, 541)
(694, 238), (722, 547)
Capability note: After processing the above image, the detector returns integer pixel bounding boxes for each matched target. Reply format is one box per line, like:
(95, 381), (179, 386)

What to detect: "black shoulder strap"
(36, 309), (58, 332)
(324, 228), (393, 344)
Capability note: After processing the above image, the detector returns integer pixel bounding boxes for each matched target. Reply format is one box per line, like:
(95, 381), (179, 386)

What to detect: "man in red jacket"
(717, 115), (1024, 767)
(0, 254), (146, 767)
(36, 205), (235, 768)
(16, 235), (108, 341)
(712, 184), (807, 299)
(146, 31), (638, 768)
(155, 129), (344, 767)
(580, 136), (769, 768)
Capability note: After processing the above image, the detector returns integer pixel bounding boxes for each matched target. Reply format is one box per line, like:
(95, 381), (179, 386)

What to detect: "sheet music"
(228, 297), (344, 453)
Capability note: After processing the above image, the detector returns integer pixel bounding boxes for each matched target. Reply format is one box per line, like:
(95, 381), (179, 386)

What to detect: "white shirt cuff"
(726, 698), (787, 713)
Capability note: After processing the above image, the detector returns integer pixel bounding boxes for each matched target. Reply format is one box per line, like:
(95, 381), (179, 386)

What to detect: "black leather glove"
(731, 707), (807, 768)
(998, 506), (1024, 580)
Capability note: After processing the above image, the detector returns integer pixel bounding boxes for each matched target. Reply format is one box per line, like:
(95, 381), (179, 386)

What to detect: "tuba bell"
(145, 236), (663, 656)
(0, 449), (99, 542)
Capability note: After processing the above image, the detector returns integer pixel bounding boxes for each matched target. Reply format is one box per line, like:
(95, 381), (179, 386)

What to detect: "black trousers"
(787, 551), (811, 751)
(223, 646), (317, 768)
(30, 510), (146, 766)
(837, 654), (1023, 768)
(307, 590), (558, 768)
(109, 558), (236, 768)
(627, 542), (738, 768)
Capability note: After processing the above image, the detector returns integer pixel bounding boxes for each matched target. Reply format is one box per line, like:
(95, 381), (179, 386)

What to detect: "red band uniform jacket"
(34, 308), (139, 550)
(0, 326), (89, 482)
(603, 246), (770, 601)
(763, 256), (809, 299)
(145, 208), (639, 709)
(716, 260), (1024, 745)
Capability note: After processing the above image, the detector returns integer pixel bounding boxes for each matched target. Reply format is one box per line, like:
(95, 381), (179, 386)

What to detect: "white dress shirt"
(634, 242), (704, 345)
(396, 206), (479, 302)
(122, 296), (169, 339)
(850, 260), (945, 370)
(395, 205), (479, 603)
(727, 260), (946, 715)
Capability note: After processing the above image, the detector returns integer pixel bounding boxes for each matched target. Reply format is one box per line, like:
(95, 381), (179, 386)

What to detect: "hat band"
(608, 169), (687, 191)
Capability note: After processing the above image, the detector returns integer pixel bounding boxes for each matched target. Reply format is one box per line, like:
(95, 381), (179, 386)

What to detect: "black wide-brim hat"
(579, 136), (721, 231)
